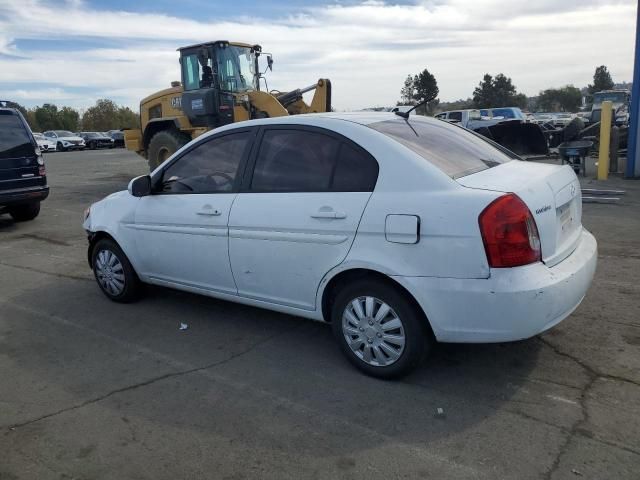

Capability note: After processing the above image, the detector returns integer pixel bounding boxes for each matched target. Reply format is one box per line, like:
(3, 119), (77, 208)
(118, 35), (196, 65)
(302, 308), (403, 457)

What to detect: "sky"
(0, 0), (637, 112)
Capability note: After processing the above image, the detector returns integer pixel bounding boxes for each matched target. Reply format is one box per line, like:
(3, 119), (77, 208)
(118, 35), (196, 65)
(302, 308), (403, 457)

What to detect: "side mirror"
(128, 175), (151, 197)
(267, 55), (273, 71)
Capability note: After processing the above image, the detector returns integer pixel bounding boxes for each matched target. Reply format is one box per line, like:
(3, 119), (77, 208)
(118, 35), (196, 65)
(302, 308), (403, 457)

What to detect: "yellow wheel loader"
(124, 41), (332, 170)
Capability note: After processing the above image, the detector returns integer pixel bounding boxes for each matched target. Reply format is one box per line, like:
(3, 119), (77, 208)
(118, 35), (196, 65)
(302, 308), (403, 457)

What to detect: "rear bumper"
(395, 228), (598, 343)
(0, 186), (50, 208)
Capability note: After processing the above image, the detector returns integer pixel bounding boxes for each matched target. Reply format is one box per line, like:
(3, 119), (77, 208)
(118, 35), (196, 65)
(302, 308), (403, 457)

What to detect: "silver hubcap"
(342, 296), (405, 367)
(95, 249), (125, 296)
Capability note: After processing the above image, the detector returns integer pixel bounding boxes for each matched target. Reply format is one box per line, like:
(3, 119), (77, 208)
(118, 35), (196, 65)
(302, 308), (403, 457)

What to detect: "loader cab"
(178, 41), (260, 129)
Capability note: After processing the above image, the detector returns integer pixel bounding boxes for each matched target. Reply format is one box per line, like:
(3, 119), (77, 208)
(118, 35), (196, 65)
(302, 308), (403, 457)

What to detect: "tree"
(398, 74), (416, 105)
(82, 99), (119, 131)
(472, 73), (526, 108)
(117, 106), (140, 129)
(34, 104), (62, 131)
(537, 85), (582, 112)
(588, 65), (614, 94)
(413, 68), (439, 114)
(58, 107), (80, 131)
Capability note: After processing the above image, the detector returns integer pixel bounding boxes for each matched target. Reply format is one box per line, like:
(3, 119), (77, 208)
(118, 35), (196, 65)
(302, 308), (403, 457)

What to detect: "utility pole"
(625, 0), (640, 177)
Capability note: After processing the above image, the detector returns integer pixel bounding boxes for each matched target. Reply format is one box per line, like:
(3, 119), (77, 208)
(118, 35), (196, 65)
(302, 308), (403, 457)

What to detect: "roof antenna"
(394, 99), (429, 119)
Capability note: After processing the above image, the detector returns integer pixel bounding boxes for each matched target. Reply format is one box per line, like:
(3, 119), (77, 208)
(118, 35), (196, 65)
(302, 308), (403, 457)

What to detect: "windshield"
(0, 112), (33, 159)
(54, 130), (74, 137)
(593, 92), (628, 106)
(370, 118), (513, 179)
(491, 108), (524, 120)
(216, 45), (256, 93)
(33, 133), (44, 139)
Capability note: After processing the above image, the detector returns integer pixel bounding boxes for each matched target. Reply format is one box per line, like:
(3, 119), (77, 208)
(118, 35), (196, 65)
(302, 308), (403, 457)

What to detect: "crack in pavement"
(538, 336), (640, 479)
(3, 329), (286, 432)
(0, 261), (91, 283)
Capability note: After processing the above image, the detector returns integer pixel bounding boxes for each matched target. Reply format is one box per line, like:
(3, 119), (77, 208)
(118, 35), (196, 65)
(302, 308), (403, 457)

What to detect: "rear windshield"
(0, 112), (34, 159)
(369, 118), (513, 179)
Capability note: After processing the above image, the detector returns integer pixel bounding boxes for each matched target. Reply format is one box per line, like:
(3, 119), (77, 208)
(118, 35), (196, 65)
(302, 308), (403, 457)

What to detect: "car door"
(132, 129), (254, 295)
(229, 126), (379, 310)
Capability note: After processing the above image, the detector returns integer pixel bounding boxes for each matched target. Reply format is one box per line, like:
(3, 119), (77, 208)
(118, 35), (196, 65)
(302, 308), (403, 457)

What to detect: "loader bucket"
(474, 121), (549, 157)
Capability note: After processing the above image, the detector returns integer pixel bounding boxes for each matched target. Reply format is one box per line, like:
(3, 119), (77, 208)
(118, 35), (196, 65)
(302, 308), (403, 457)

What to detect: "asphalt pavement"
(1, 148), (639, 479)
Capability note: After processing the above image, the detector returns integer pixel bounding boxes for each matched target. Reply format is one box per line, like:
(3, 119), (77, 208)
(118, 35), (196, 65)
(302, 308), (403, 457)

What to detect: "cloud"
(0, 0), (636, 111)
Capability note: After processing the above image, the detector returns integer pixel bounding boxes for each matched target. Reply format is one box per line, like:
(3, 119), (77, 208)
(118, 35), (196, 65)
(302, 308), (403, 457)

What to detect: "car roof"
(229, 111), (442, 128)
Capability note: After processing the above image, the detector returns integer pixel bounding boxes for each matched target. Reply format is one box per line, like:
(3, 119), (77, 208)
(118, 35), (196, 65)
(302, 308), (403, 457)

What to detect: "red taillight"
(479, 194), (541, 268)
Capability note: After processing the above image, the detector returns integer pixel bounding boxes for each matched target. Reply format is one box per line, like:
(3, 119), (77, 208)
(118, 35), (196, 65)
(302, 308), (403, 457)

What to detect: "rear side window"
(332, 143), (378, 192)
(250, 129), (378, 192)
(0, 112), (33, 159)
(448, 111), (462, 121)
(369, 118), (512, 179)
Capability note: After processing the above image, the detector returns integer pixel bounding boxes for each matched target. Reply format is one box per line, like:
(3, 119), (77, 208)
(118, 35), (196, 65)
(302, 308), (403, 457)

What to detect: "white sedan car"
(32, 132), (57, 152)
(83, 113), (597, 378)
(43, 130), (85, 151)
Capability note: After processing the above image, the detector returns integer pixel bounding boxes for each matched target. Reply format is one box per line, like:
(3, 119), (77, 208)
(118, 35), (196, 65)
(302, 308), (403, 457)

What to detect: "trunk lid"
(458, 161), (582, 266)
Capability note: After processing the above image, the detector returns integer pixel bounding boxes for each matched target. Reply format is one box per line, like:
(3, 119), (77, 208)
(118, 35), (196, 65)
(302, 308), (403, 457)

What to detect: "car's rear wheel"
(331, 279), (431, 379)
(91, 238), (141, 303)
(9, 202), (40, 221)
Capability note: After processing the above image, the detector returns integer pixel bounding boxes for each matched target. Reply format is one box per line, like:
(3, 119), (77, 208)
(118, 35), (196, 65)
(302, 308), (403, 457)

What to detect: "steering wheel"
(208, 172), (234, 186)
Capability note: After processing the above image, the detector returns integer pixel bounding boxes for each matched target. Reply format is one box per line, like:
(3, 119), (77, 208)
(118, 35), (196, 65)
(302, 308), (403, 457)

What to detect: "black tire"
(57, 142), (66, 152)
(91, 238), (142, 303)
(9, 202), (40, 221)
(563, 117), (585, 142)
(89, 141), (96, 150)
(147, 130), (190, 171)
(331, 279), (432, 379)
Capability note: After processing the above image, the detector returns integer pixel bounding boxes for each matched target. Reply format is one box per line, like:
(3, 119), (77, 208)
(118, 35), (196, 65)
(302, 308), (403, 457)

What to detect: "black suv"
(0, 102), (49, 221)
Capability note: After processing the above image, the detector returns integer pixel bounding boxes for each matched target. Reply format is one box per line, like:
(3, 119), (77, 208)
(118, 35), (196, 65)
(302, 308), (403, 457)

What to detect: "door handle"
(197, 207), (221, 216)
(311, 209), (347, 219)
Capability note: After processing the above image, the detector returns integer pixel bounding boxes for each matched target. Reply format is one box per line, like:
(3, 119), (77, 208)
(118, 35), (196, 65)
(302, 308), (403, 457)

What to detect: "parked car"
(479, 107), (526, 121)
(43, 130), (85, 151)
(532, 113), (555, 126)
(32, 132), (57, 152)
(551, 112), (574, 128)
(107, 130), (125, 147)
(434, 109), (483, 128)
(81, 132), (115, 149)
(83, 113), (597, 378)
(0, 104), (49, 221)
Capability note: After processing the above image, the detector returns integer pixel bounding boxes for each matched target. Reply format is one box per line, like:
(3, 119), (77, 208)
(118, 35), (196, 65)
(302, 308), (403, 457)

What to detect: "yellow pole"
(597, 101), (613, 180)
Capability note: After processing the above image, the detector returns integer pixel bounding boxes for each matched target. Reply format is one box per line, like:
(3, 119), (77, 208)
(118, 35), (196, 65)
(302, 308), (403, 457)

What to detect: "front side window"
(369, 118), (513, 179)
(182, 54), (201, 91)
(0, 112), (33, 159)
(448, 111), (463, 121)
(161, 132), (250, 194)
(250, 129), (378, 193)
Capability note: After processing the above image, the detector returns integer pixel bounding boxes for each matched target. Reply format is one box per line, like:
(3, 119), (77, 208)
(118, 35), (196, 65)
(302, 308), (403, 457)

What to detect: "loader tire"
(563, 117), (585, 142)
(147, 130), (190, 171)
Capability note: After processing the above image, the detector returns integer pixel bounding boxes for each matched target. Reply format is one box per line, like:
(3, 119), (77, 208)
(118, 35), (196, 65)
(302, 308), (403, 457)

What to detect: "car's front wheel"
(91, 238), (141, 303)
(9, 202), (40, 221)
(57, 142), (66, 152)
(331, 279), (431, 379)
